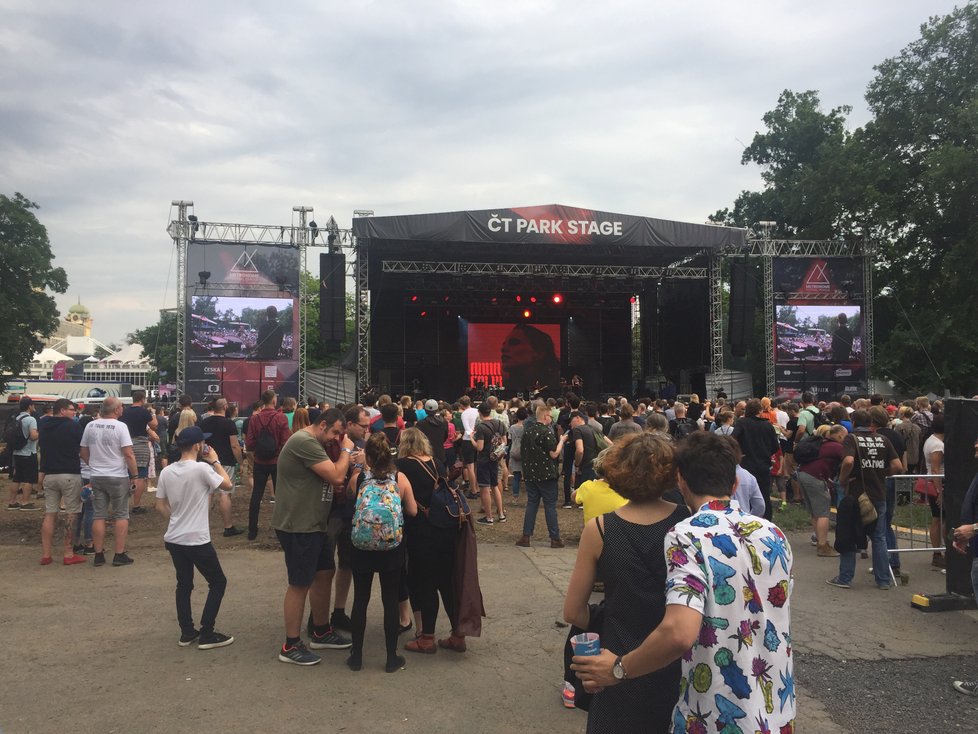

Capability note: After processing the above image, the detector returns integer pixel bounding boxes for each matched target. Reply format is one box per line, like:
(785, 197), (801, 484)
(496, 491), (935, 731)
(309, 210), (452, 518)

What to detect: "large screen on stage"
(467, 323), (561, 392)
(773, 258), (866, 399)
(189, 296), (296, 360)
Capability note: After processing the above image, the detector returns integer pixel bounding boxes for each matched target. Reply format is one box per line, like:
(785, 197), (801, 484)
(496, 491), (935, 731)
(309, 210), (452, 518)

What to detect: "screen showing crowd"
(467, 323), (561, 392)
(775, 304), (862, 363)
(189, 296), (296, 360)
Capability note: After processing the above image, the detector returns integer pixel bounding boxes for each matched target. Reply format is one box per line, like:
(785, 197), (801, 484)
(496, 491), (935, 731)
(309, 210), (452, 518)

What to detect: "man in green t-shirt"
(273, 408), (363, 666)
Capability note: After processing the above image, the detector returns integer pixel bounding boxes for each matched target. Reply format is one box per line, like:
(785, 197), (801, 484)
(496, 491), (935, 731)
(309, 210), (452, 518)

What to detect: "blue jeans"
(511, 471), (522, 497)
(74, 484), (94, 544)
(839, 499), (889, 586)
(971, 558), (978, 602)
(575, 466), (596, 488)
(523, 479), (560, 541)
(885, 479), (899, 570)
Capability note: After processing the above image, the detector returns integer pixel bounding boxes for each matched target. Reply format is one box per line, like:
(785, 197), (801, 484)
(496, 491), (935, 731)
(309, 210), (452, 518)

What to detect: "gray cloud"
(0, 0), (961, 344)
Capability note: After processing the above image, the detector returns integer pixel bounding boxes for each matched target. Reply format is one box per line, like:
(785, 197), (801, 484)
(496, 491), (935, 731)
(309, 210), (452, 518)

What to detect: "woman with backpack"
(347, 432), (417, 672)
(796, 424), (847, 557)
(396, 428), (464, 655)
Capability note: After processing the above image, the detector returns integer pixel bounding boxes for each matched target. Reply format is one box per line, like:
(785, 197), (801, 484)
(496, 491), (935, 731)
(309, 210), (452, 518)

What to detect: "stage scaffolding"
(167, 205), (874, 402)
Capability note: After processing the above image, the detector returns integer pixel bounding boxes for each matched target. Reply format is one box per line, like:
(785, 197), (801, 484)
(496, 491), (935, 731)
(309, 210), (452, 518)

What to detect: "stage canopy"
(352, 204), (746, 250)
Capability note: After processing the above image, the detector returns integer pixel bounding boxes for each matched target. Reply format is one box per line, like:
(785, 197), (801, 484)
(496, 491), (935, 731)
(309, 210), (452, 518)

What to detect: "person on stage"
(500, 324), (560, 394)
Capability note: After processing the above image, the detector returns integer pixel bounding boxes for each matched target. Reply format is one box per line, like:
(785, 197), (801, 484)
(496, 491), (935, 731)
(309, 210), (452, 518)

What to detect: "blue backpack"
(351, 473), (403, 551)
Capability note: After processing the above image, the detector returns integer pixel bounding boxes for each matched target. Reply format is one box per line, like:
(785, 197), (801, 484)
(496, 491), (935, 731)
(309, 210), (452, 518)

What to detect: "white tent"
(100, 343), (149, 365)
(32, 347), (71, 364)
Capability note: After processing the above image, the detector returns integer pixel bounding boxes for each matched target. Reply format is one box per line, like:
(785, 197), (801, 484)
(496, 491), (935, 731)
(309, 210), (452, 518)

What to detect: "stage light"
(630, 296), (637, 304)
(420, 310), (428, 317)
(552, 294), (563, 304)
(410, 295), (418, 302)
(198, 270), (210, 286)
(491, 297), (497, 304)
(522, 309), (532, 319)
(529, 296), (537, 303)
(515, 295), (522, 303)
(443, 296), (450, 302)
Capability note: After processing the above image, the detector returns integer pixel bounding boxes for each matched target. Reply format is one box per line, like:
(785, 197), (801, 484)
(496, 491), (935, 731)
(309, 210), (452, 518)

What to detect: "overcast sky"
(0, 1), (961, 346)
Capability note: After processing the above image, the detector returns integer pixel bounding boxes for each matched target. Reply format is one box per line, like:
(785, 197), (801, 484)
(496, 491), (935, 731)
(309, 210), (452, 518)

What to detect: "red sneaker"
(63, 555), (87, 566)
(39, 557), (53, 566)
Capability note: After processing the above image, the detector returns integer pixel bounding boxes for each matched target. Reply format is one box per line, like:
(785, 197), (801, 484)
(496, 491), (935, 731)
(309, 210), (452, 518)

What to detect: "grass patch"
(772, 502), (812, 532)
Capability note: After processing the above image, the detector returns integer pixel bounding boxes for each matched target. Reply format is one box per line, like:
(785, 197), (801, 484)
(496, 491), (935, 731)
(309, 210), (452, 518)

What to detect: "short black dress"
(586, 504), (690, 734)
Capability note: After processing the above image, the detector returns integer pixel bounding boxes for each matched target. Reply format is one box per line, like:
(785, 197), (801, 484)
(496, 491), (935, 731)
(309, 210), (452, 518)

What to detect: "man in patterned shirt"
(573, 430), (795, 733)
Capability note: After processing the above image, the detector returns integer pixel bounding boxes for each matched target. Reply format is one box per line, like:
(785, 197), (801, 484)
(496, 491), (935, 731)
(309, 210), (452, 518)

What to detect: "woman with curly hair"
(563, 432), (689, 732)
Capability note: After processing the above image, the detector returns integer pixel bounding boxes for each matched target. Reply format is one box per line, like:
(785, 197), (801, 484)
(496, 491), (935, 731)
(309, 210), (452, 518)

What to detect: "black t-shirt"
(597, 415), (618, 436)
(877, 427), (906, 465)
(474, 419), (504, 463)
(570, 424), (598, 471)
(396, 456), (446, 517)
(843, 429), (898, 502)
(381, 426), (401, 449)
(120, 405), (153, 439)
(200, 415), (238, 466)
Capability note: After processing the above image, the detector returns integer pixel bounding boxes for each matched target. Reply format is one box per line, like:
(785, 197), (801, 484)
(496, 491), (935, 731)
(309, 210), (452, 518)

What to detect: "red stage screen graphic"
(467, 323), (561, 392)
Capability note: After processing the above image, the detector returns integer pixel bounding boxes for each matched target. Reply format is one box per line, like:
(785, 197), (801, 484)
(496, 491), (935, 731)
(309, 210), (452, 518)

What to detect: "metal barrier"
(883, 473), (945, 585)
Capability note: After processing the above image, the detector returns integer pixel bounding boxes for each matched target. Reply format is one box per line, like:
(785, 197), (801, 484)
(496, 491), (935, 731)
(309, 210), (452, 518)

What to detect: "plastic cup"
(571, 632), (600, 656)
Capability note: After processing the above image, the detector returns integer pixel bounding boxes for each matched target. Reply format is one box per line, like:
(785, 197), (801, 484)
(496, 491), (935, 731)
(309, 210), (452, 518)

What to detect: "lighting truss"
(380, 261), (708, 279)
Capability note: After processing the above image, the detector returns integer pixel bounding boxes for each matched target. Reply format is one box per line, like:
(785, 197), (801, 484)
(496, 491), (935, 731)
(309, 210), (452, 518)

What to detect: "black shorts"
(276, 530), (335, 587)
(928, 494), (942, 519)
(459, 441), (475, 465)
(476, 461), (499, 488)
(13, 454), (38, 484)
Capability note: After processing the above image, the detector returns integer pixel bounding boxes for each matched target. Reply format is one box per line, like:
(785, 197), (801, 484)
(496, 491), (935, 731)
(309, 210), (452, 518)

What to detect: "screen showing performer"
(467, 323), (561, 392)
(775, 304), (861, 363)
(189, 296), (297, 360)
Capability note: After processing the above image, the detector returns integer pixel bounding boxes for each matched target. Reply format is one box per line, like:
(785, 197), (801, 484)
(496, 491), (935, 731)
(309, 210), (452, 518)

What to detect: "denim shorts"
(92, 476), (131, 520)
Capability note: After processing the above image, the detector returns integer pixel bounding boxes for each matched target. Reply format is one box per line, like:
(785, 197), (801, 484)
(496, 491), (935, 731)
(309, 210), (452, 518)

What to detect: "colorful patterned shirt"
(665, 498), (795, 734)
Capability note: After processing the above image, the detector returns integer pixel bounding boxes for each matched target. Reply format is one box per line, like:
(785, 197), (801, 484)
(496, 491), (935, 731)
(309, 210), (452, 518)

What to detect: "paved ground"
(2, 498), (976, 732)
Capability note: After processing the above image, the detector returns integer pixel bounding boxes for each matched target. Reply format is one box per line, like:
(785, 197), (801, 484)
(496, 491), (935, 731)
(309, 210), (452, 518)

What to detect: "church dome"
(68, 302), (90, 315)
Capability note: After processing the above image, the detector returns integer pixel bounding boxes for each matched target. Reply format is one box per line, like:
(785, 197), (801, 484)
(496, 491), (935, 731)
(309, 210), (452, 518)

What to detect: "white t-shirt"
(80, 418), (133, 477)
(923, 434), (944, 476)
(157, 460), (225, 545)
(461, 407), (479, 440)
(775, 408), (789, 430)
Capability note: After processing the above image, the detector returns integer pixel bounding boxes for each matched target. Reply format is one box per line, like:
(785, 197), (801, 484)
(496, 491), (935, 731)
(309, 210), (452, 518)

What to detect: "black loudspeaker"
(942, 399), (978, 598)
(728, 260), (755, 358)
(319, 253), (346, 343)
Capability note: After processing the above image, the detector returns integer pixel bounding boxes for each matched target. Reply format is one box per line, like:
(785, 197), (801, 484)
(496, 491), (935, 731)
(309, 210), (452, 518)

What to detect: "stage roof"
(352, 204), (745, 249)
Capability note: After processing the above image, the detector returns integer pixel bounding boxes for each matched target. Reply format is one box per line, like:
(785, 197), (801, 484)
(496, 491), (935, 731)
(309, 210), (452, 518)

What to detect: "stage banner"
(185, 242), (300, 410)
(352, 205), (746, 249)
(772, 258), (867, 399)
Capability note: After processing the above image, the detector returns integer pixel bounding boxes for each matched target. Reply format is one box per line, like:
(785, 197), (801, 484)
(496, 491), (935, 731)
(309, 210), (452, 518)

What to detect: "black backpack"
(673, 417), (698, 439)
(805, 406), (830, 431)
(3, 414), (28, 453)
(793, 435), (825, 466)
(253, 413), (278, 461)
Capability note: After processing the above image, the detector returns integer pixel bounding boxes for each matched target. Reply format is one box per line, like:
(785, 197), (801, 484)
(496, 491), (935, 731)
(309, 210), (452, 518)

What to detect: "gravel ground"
(796, 652), (978, 731)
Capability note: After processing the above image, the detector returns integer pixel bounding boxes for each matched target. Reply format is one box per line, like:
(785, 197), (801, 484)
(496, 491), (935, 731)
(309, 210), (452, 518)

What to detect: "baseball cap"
(175, 426), (211, 447)
(424, 399), (439, 412)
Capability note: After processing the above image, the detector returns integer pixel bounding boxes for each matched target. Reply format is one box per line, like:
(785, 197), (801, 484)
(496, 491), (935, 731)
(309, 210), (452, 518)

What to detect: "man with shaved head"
(80, 397), (139, 567)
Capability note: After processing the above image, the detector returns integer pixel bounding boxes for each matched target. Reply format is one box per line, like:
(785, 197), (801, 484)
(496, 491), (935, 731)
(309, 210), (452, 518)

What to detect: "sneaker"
(131, 506), (148, 515)
(825, 577), (851, 589)
(953, 680), (978, 696)
(198, 632), (235, 650)
(561, 682), (576, 709)
(93, 552), (106, 567)
(497, 514), (507, 523)
(7, 502), (21, 510)
(247, 530), (258, 541)
(112, 552), (134, 566)
(279, 641), (321, 665)
(877, 584), (891, 591)
(810, 534), (817, 547)
(561, 503), (573, 509)
(222, 526), (245, 537)
(309, 627), (352, 650)
(476, 517), (494, 525)
(73, 544), (85, 555)
(83, 545), (96, 555)
(330, 609), (353, 631)
(63, 555), (87, 566)
(398, 621), (413, 636)
(178, 631), (200, 647)
(385, 654), (406, 673)
(18, 502), (40, 511)
(39, 556), (53, 566)
(346, 654), (363, 671)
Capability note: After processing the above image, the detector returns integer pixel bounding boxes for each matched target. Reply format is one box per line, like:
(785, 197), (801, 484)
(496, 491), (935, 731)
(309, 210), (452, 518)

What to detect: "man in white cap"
(416, 399), (449, 465)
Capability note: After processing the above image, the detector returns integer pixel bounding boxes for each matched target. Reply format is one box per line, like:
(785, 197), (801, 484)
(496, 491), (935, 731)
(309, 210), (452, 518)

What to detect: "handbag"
(412, 457), (470, 528)
(857, 492), (878, 525)
(913, 477), (939, 498)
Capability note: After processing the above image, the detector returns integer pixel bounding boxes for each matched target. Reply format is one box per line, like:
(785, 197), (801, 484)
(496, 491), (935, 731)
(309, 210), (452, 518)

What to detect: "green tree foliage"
(301, 272), (355, 369)
(0, 193), (68, 391)
(714, 4), (978, 395)
(129, 310), (178, 385)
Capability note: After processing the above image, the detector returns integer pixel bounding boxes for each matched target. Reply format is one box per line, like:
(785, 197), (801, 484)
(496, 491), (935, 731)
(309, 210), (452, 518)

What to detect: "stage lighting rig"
(552, 294), (563, 304)
(198, 270), (210, 286)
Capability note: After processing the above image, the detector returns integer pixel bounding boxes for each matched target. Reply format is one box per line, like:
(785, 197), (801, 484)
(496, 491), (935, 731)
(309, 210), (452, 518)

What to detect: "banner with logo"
(772, 258), (866, 399)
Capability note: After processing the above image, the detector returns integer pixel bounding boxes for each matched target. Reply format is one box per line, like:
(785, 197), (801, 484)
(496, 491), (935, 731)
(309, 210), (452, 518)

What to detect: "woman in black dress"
(563, 432), (690, 732)
(396, 428), (464, 653)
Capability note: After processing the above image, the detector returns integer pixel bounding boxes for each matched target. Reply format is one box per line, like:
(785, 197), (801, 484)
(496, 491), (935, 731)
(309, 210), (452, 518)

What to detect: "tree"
(712, 4), (978, 395)
(0, 193), (68, 391)
(301, 272), (355, 369)
(129, 310), (178, 385)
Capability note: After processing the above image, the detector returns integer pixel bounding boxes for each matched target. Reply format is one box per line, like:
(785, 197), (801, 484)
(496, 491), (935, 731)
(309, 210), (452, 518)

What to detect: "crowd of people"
(6, 383), (978, 712)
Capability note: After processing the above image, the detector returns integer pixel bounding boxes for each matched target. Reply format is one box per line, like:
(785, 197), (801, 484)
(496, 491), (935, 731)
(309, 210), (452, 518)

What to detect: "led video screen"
(467, 323), (561, 391)
(775, 304), (862, 363)
(189, 296), (296, 360)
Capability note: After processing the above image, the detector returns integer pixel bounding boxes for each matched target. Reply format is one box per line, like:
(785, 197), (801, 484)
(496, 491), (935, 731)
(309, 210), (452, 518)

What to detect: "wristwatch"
(612, 655), (628, 681)
(209, 461), (220, 467)
(341, 447), (354, 455)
